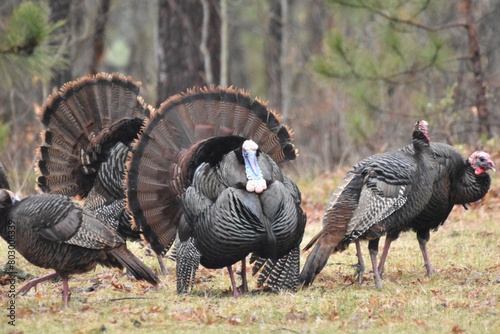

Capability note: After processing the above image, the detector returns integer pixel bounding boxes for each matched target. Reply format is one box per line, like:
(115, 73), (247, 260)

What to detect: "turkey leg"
(227, 265), (241, 297)
(377, 236), (395, 278)
(61, 275), (70, 307)
(239, 258), (248, 293)
(353, 240), (365, 285)
(368, 239), (383, 289)
(417, 230), (434, 277)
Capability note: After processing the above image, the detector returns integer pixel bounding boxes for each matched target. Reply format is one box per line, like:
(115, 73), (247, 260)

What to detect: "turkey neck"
(383, 127), (436, 234)
(450, 161), (491, 205)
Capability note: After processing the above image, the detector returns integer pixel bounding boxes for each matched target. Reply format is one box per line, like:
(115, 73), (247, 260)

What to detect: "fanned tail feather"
(251, 246), (300, 292)
(174, 237), (201, 293)
(35, 72), (152, 198)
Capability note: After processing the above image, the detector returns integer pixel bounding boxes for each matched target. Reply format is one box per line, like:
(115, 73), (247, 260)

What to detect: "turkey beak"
(488, 160), (496, 172)
(7, 190), (20, 203)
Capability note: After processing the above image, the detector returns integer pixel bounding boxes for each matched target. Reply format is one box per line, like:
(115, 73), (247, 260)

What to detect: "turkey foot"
(18, 272), (59, 295)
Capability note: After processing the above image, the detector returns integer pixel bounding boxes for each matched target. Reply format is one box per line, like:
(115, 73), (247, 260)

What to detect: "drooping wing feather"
(17, 194), (123, 250)
(339, 153), (414, 245)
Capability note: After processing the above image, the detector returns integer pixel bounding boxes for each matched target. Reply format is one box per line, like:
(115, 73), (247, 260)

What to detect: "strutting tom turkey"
(0, 163), (159, 307)
(33, 73), (169, 273)
(377, 145), (495, 277)
(300, 120), (437, 289)
(126, 86), (306, 296)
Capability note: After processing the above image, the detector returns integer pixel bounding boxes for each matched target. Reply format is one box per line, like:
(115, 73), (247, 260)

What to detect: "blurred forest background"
(1, 0), (499, 195)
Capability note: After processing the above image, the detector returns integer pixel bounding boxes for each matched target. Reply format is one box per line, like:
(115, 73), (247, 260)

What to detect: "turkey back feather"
(35, 73), (153, 198)
(126, 86), (298, 256)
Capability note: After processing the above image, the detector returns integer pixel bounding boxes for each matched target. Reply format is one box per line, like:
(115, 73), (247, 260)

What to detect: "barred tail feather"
(251, 246), (300, 292)
(175, 237), (201, 294)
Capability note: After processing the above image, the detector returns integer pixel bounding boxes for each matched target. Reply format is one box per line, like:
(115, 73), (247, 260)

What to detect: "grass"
(1, 171), (499, 333)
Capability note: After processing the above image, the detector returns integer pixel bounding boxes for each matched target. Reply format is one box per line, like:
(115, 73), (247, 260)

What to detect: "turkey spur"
(300, 120), (437, 289)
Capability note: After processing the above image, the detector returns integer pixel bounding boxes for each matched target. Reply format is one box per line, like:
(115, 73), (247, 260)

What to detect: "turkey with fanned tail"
(126, 86), (306, 296)
(33, 73), (169, 273)
(300, 120), (437, 289)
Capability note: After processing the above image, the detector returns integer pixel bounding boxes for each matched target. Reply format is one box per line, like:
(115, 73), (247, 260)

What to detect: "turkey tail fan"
(251, 246), (301, 292)
(35, 72), (153, 198)
(126, 85), (298, 257)
(126, 87), (297, 253)
(108, 244), (160, 286)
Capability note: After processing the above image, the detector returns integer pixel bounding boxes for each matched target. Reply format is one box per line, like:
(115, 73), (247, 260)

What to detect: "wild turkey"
(300, 120), (436, 289)
(0, 164), (159, 307)
(33, 73), (168, 273)
(377, 145), (495, 277)
(126, 86), (306, 296)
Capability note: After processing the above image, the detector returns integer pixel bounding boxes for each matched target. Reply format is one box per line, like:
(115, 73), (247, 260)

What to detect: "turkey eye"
(479, 156), (486, 162)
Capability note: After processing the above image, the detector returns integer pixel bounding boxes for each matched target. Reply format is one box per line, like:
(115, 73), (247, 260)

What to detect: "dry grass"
(1, 171), (499, 333)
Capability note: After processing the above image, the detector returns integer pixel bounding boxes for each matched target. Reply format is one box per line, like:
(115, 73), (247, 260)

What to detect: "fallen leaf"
(452, 325), (465, 333)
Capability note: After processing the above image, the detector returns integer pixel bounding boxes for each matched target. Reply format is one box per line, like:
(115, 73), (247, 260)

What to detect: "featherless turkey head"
(242, 140), (267, 193)
(0, 189), (20, 209)
(413, 120), (430, 142)
(468, 151), (496, 175)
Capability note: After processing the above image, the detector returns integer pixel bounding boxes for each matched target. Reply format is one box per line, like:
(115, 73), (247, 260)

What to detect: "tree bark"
(156, 0), (220, 105)
(464, 0), (490, 136)
(48, 0), (72, 89)
(220, 0), (228, 87)
(280, 0), (290, 121)
(266, 0), (282, 110)
(90, 0), (111, 75)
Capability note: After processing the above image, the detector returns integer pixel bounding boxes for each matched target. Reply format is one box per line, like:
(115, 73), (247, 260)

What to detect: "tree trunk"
(266, 0), (282, 110)
(220, 0), (228, 87)
(156, 0), (221, 105)
(280, 0), (290, 122)
(90, 0), (111, 75)
(464, 0), (490, 137)
(48, 0), (72, 89)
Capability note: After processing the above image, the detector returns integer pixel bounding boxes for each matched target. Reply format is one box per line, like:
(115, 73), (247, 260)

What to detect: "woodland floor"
(1, 171), (499, 333)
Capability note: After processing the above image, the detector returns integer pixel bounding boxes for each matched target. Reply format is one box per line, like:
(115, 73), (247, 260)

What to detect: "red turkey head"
(414, 120), (430, 141)
(468, 151), (496, 175)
